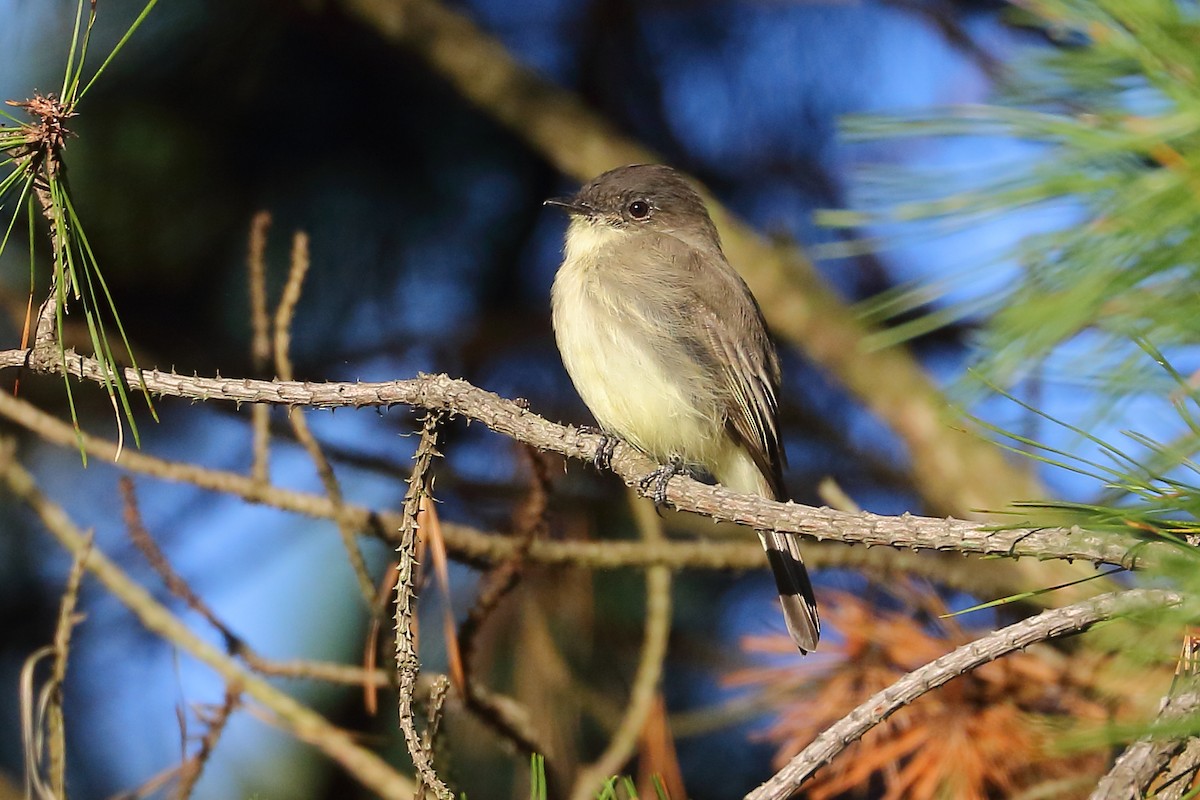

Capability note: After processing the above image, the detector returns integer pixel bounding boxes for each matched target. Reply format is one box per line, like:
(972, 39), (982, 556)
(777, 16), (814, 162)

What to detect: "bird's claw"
(579, 426), (617, 471)
(638, 455), (686, 508)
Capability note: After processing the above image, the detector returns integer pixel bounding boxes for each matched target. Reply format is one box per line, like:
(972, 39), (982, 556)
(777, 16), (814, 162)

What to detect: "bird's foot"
(638, 455), (687, 508)
(579, 426), (617, 472)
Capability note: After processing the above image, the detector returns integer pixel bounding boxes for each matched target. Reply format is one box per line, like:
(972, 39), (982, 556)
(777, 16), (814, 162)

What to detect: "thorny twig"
(416, 676), (452, 800)
(1, 378), (1012, 594)
(394, 413), (453, 799)
(174, 689), (242, 800)
(0, 346), (1154, 576)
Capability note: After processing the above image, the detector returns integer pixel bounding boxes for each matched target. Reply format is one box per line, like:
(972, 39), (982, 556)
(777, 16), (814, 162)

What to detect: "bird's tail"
(714, 447), (820, 653)
(757, 530), (820, 653)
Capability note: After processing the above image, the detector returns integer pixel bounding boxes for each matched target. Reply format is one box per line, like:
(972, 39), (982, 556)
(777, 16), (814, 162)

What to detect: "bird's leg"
(638, 454), (686, 508)
(579, 425), (618, 471)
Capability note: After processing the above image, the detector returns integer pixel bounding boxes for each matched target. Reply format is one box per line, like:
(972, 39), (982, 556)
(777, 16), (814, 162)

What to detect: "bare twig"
(248, 212), (273, 371)
(0, 351), (1154, 573)
(456, 446), (553, 759)
(120, 477), (241, 649)
(271, 230), (376, 606)
(120, 477), (418, 693)
(570, 490), (674, 800)
(272, 231), (310, 378)
(9, 380), (970, 584)
(174, 689), (242, 800)
(746, 588), (1184, 800)
(394, 414), (453, 799)
(0, 442), (417, 800)
(21, 530), (90, 800)
(247, 211), (273, 484)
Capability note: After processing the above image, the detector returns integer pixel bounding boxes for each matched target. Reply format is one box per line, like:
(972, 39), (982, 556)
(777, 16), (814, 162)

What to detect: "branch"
(745, 588), (1183, 800)
(246, 211), (272, 483)
(21, 532), (89, 799)
(1154, 735), (1200, 800)
(0, 350), (1158, 570)
(1089, 684), (1200, 800)
(1, 381), (1007, 591)
(393, 414), (452, 799)
(0, 442), (417, 800)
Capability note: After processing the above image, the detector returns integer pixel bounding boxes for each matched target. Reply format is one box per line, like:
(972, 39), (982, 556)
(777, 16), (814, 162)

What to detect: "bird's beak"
(544, 197), (591, 216)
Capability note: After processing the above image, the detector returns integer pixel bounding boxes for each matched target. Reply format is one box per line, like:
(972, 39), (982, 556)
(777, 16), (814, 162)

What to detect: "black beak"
(544, 197), (590, 216)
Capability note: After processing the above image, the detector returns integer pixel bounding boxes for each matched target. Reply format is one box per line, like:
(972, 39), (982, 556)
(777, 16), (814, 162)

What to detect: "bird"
(545, 163), (820, 653)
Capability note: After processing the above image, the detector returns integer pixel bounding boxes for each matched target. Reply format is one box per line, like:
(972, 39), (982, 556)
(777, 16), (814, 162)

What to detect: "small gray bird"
(545, 164), (820, 653)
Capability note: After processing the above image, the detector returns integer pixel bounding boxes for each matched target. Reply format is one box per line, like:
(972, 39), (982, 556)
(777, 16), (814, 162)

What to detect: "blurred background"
(0, 1), (1187, 798)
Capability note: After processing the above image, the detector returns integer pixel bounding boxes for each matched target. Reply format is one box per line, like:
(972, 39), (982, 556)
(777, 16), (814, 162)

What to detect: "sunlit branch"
(0, 345), (1158, 572)
(746, 588), (1183, 800)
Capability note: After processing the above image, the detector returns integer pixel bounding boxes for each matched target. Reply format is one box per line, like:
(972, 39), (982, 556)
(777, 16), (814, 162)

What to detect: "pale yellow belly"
(552, 269), (724, 467)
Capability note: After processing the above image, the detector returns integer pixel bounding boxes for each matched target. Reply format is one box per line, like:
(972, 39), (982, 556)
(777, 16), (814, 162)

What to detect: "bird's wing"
(650, 234), (786, 499)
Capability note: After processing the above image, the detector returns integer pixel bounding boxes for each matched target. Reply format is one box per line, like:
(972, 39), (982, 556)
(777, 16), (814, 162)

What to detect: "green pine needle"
(0, 0), (163, 460)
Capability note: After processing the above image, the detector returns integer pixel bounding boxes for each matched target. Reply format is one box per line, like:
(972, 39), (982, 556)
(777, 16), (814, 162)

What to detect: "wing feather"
(659, 237), (786, 499)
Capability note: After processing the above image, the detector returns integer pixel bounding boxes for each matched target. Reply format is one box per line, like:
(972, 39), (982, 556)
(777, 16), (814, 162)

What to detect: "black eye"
(627, 200), (651, 220)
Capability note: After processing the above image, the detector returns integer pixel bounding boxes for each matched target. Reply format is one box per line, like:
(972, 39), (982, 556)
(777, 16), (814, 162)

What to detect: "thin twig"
(570, 489), (674, 800)
(20, 646), (54, 800)
(0, 441), (417, 800)
(247, 212), (273, 371)
(456, 446), (552, 759)
(120, 477), (417, 693)
(22, 530), (91, 800)
(174, 689), (242, 800)
(247, 211), (273, 484)
(746, 588), (1184, 800)
(271, 230), (309, 379)
(121, 476), (246, 656)
(271, 230), (376, 606)
(394, 413), (453, 799)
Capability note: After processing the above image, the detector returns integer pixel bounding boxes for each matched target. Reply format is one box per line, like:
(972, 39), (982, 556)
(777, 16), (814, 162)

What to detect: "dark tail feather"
(758, 530), (820, 653)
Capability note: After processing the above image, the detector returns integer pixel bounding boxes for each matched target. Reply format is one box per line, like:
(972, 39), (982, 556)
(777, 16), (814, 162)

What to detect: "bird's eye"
(627, 200), (651, 220)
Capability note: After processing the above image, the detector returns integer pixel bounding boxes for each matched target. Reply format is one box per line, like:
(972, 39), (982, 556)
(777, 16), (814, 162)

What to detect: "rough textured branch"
(746, 588), (1184, 800)
(1089, 684), (1200, 800)
(394, 414), (452, 800)
(0, 348), (1163, 570)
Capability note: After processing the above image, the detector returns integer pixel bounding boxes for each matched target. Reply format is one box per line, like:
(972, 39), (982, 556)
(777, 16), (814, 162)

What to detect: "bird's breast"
(551, 247), (724, 467)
